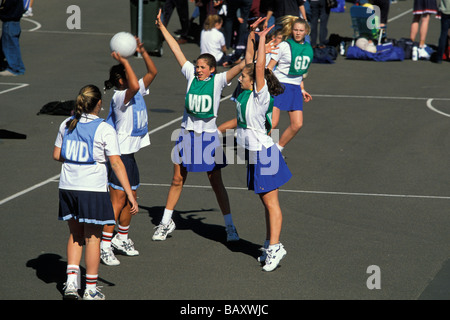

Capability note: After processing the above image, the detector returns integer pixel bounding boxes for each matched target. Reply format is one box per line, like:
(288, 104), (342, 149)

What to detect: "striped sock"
(117, 225), (129, 240)
(66, 264), (80, 288)
(101, 232), (113, 248)
(85, 274), (98, 291)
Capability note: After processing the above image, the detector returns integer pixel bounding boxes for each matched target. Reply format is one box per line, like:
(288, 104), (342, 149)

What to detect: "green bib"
(286, 38), (314, 76)
(236, 90), (252, 129)
(185, 75), (215, 119)
(236, 90), (274, 134)
(265, 97), (274, 134)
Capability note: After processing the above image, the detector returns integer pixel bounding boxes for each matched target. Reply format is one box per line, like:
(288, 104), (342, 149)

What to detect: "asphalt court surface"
(1, 0), (449, 303)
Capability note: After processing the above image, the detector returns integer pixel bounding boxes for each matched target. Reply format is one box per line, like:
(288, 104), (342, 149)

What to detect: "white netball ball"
(110, 32), (136, 58)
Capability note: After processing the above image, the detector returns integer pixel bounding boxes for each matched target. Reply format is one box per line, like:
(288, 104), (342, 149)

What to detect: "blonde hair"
(66, 85), (102, 131)
(203, 14), (222, 31)
(278, 15), (311, 41)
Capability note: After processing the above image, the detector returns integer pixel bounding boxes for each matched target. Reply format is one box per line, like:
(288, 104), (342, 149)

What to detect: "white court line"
(0, 94), (230, 206)
(387, 9), (413, 23)
(0, 174), (60, 206)
(426, 99), (450, 118)
(0, 83), (29, 95)
(139, 183), (450, 200)
(2, 93), (449, 206)
(312, 94), (450, 101)
(21, 17), (42, 32)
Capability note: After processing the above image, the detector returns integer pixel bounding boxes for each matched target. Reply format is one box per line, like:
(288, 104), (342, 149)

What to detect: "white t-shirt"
(200, 28), (225, 62)
(55, 114), (120, 192)
(236, 81), (275, 151)
(181, 61), (230, 133)
(109, 79), (150, 154)
(270, 41), (303, 85)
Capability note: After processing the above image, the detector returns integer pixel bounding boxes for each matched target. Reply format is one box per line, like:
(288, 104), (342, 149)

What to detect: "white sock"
(117, 224), (129, 240)
(161, 208), (173, 225)
(101, 232), (113, 248)
(85, 274), (98, 291)
(66, 265), (80, 288)
(223, 213), (234, 227)
(276, 143), (284, 152)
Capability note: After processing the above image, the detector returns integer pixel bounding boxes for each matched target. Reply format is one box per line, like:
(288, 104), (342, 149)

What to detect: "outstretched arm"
(226, 17), (267, 84)
(136, 37), (158, 89)
(255, 25), (275, 92)
(155, 9), (187, 68)
(111, 52), (140, 105)
(244, 17), (267, 65)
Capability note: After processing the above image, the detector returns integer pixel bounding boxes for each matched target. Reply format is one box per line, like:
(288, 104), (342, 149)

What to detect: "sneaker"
(152, 219), (176, 241)
(418, 45), (434, 60)
(101, 246), (120, 266)
(63, 281), (80, 300)
(0, 70), (18, 76)
(23, 8), (33, 17)
(262, 243), (287, 272)
(111, 234), (139, 256)
(225, 225), (239, 242)
(83, 287), (105, 300)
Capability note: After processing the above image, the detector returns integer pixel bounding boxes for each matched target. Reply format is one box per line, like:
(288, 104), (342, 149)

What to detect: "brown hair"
(66, 85), (102, 131)
(196, 53), (217, 71)
(279, 15), (311, 41)
(203, 14), (222, 31)
(243, 63), (285, 96)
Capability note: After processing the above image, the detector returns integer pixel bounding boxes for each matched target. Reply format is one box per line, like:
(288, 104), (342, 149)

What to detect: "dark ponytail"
(104, 64), (126, 92)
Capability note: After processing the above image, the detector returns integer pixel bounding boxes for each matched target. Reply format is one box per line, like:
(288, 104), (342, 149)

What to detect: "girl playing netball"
(101, 37), (157, 265)
(235, 20), (292, 271)
(152, 9), (245, 242)
(267, 16), (313, 152)
(54, 85), (138, 300)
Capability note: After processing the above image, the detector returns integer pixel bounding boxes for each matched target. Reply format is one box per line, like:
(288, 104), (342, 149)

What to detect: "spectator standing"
(224, 0), (253, 50)
(410, 0), (438, 56)
(163, 0), (190, 44)
(263, 0), (308, 29)
(433, 0), (450, 63)
(309, 0), (330, 48)
(0, 0), (25, 76)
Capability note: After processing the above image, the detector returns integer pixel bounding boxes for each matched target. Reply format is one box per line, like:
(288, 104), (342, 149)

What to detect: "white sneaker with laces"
(111, 234), (139, 256)
(63, 281), (80, 300)
(83, 287), (105, 300)
(101, 246), (120, 266)
(152, 219), (176, 241)
(225, 225), (239, 242)
(262, 243), (287, 272)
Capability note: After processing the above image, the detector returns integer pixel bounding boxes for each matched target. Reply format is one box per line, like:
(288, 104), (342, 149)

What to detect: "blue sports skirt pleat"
(246, 144), (292, 194)
(58, 189), (116, 225)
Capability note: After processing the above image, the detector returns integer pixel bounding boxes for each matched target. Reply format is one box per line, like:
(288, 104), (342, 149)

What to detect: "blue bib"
(106, 91), (148, 137)
(61, 118), (103, 164)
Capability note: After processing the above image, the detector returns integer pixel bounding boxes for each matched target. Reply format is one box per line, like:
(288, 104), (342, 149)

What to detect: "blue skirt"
(172, 130), (227, 172)
(107, 153), (140, 191)
(246, 145), (292, 194)
(273, 82), (303, 111)
(58, 189), (116, 225)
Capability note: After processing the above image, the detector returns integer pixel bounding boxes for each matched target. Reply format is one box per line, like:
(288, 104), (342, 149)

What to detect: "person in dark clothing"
(162, 0), (191, 44)
(263, 0), (307, 29)
(0, 0), (25, 75)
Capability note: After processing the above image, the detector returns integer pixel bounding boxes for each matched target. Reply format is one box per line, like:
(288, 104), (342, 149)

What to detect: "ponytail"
(66, 85), (102, 131)
(104, 64), (126, 92)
